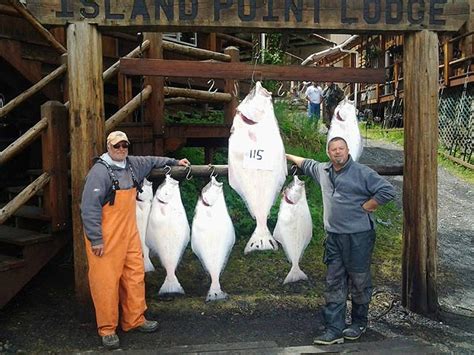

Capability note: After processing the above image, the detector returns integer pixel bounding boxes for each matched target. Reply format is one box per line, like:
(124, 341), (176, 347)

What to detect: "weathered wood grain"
(67, 22), (104, 305)
(26, 0), (469, 33)
(402, 30), (439, 316)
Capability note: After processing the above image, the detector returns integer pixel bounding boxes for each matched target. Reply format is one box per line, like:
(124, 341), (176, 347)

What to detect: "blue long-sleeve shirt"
(301, 156), (395, 234)
(81, 155), (178, 245)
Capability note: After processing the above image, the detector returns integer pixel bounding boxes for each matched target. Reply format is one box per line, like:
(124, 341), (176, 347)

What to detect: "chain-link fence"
(439, 83), (473, 164)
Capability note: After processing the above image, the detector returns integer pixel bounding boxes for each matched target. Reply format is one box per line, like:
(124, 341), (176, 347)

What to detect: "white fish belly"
(191, 202), (235, 276)
(146, 201), (190, 272)
(274, 198), (312, 264)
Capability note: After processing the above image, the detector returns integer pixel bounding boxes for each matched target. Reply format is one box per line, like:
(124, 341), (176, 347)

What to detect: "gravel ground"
(360, 139), (474, 318)
(0, 138), (472, 353)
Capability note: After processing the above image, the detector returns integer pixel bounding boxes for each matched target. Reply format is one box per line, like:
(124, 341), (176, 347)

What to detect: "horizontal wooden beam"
(164, 86), (233, 102)
(162, 41), (230, 62)
(25, 1), (469, 33)
(148, 163), (403, 180)
(121, 59), (385, 83)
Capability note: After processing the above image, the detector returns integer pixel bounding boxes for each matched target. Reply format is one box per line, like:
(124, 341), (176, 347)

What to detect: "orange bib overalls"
(85, 187), (146, 336)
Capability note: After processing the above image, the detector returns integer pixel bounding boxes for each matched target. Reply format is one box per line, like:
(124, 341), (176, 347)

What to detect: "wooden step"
(0, 204), (51, 222)
(0, 225), (52, 246)
(0, 254), (25, 272)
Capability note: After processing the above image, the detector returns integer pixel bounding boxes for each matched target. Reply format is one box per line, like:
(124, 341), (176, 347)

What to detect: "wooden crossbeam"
(120, 58), (385, 84)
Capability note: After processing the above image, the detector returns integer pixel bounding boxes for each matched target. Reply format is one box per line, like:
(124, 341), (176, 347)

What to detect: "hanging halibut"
(228, 81), (287, 254)
(327, 98), (363, 161)
(273, 176), (313, 284)
(136, 178), (155, 272)
(146, 174), (190, 295)
(191, 176), (235, 302)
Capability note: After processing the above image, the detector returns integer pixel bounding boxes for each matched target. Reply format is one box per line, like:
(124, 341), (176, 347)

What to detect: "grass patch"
(154, 102), (403, 313)
(361, 123), (474, 184)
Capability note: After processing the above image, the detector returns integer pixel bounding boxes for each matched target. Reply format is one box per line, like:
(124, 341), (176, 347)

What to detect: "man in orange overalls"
(81, 131), (190, 349)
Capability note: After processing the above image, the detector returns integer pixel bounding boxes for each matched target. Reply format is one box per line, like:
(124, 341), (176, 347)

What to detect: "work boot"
(102, 333), (120, 349)
(313, 330), (344, 345)
(343, 324), (367, 340)
(137, 319), (159, 333)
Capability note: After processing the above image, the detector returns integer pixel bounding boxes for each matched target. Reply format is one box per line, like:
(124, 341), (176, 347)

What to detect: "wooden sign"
(26, 0), (469, 33)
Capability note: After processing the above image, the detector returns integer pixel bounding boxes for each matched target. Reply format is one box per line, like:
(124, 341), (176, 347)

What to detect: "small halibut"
(273, 176), (313, 284)
(327, 98), (363, 161)
(136, 178), (155, 272)
(146, 175), (190, 295)
(191, 176), (235, 302)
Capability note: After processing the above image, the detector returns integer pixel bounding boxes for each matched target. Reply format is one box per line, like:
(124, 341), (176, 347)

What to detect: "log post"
(144, 33), (165, 156)
(41, 101), (69, 232)
(402, 30), (439, 316)
(224, 46), (240, 125)
(67, 22), (105, 305)
(443, 41), (453, 87)
(117, 73), (133, 123)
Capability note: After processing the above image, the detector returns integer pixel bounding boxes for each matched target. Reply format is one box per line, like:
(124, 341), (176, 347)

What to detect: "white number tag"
(243, 148), (273, 170)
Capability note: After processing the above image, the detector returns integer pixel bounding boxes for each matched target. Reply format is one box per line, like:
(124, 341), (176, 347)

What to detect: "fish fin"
(144, 257), (155, 273)
(159, 275), (185, 295)
(206, 289), (229, 302)
(283, 265), (308, 284)
(244, 225), (278, 254)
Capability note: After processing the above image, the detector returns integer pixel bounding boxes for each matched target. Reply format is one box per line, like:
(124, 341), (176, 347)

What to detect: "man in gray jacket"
(81, 131), (190, 349)
(286, 136), (395, 345)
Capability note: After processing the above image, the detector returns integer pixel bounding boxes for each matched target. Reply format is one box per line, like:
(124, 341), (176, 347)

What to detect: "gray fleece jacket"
(81, 154), (178, 246)
(301, 156), (395, 234)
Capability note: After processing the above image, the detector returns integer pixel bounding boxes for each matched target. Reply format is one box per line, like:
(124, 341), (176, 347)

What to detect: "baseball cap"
(107, 131), (130, 146)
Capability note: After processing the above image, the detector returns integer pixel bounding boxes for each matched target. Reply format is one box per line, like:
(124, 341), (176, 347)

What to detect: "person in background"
(322, 82), (345, 128)
(81, 131), (190, 349)
(286, 137), (395, 345)
(305, 81), (324, 124)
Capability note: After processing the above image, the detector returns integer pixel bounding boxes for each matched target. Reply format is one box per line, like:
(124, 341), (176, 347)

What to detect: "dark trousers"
(322, 230), (376, 335)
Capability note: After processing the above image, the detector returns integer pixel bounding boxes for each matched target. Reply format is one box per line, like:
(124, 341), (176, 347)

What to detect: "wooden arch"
(24, 0), (470, 317)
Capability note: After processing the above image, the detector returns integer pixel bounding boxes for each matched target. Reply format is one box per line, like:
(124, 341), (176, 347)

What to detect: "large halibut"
(146, 175), (190, 295)
(228, 81), (287, 254)
(191, 176), (235, 302)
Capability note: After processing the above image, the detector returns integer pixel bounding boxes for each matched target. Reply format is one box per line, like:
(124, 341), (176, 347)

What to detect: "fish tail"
(206, 287), (229, 302)
(244, 224), (278, 254)
(143, 246), (155, 273)
(159, 274), (185, 295)
(283, 264), (308, 284)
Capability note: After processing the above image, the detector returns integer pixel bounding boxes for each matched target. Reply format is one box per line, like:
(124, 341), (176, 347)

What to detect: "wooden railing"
(0, 102), (68, 231)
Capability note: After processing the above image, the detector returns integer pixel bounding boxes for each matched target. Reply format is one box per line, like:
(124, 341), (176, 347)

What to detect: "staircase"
(0, 224), (67, 308)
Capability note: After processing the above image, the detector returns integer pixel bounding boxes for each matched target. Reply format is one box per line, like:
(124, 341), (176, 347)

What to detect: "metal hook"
(185, 165), (193, 180)
(291, 164), (298, 176)
(187, 78), (193, 90)
(164, 165), (172, 176)
(208, 164), (218, 178)
(233, 81), (239, 97)
(207, 79), (218, 93)
(277, 82), (286, 97)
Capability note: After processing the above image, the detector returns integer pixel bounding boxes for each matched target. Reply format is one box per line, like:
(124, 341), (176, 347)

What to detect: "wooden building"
(0, 0), (471, 319)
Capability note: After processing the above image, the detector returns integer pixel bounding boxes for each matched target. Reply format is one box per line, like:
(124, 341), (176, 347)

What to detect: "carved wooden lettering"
(26, 0), (469, 33)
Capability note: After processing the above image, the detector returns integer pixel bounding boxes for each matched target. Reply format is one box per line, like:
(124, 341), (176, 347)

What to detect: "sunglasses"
(112, 142), (130, 149)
